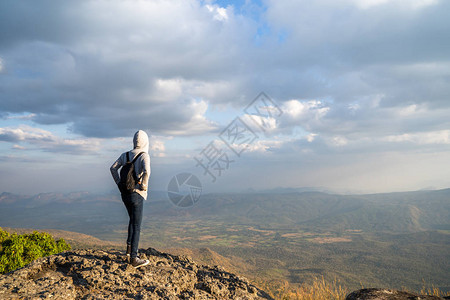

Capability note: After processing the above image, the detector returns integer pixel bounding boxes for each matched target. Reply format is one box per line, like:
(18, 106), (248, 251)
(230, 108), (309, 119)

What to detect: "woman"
(110, 130), (151, 268)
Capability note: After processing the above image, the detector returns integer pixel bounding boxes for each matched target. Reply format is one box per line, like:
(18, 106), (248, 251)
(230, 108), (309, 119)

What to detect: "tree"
(0, 228), (71, 274)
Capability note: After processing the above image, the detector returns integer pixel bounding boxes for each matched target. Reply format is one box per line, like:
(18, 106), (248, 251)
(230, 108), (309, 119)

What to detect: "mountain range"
(1, 188), (449, 292)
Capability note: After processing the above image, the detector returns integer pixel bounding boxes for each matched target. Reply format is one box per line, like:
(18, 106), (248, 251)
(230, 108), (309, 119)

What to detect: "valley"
(1, 189), (449, 292)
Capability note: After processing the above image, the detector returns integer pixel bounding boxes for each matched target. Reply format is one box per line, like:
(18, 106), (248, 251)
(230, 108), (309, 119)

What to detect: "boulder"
(346, 288), (449, 300)
(0, 248), (272, 299)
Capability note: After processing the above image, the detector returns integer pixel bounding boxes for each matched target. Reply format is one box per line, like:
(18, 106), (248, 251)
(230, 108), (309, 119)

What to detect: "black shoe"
(131, 257), (149, 269)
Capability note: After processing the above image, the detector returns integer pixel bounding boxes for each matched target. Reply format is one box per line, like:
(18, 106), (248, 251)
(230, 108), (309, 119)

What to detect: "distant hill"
(1, 189), (448, 234)
(154, 189), (450, 233)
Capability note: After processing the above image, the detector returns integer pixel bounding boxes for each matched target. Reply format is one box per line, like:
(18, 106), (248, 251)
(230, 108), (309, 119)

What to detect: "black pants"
(121, 192), (144, 258)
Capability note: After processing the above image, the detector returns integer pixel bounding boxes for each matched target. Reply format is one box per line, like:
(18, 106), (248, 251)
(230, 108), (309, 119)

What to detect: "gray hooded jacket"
(110, 130), (151, 200)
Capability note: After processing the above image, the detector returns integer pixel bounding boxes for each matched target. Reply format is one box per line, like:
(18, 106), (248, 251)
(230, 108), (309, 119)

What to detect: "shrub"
(0, 228), (71, 274)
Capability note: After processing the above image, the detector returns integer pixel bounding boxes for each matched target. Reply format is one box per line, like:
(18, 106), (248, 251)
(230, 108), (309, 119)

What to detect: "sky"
(0, 0), (449, 195)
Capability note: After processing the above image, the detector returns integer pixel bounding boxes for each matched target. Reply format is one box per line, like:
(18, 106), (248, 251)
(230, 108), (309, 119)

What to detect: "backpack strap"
(126, 151), (144, 164)
(131, 152), (144, 164)
(130, 152), (144, 179)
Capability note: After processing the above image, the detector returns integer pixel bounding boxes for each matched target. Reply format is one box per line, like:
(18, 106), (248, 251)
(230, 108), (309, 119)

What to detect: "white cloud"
(384, 130), (450, 145)
(5, 113), (37, 120)
(351, 0), (438, 10)
(282, 100), (330, 120)
(348, 103), (361, 114)
(354, 0), (390, 9)
(0, 125), (102, 154)
(244, 139), (284, 153)
(150, 139), (165, 153)
(163, 99), (217, 136)
(278, 100), (330, 134)
(331, 136), (348, 146)
(206, 4), (229, 21)
(152, 79), (184, 102)
(148, 135), (172, 158)
(409, 0), (438, 10)
(397, 104), (421, 116)
(242, 113), (278, 133)
(0, 126), (54, 142)
(150, 78), (237, 104)
(208, 138), (284, 157)
(306, 133), (317, 142)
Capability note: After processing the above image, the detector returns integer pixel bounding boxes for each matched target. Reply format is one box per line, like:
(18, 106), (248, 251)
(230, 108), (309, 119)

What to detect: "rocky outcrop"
(0, 248), (272, 299)
(346, 288), (449, 300)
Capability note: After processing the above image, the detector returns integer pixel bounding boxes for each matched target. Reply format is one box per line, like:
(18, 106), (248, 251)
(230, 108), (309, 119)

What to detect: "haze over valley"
(1, 188), (448, 292)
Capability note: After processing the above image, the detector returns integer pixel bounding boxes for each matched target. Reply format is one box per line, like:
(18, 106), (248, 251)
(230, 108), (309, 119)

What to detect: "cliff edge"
(0, 248), (272, 299)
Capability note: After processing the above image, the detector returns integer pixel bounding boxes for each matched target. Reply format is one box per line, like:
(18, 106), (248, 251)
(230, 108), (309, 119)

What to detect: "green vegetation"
(0, 228), (70, 274)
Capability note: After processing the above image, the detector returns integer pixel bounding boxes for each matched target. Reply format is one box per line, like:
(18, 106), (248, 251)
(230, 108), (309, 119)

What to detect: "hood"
(132, 130), (149, 153)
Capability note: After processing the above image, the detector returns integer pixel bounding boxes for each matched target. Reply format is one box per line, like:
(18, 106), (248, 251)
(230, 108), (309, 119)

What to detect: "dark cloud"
(260, 0), (450, 108)
(0, 0), (449, 143)
(0, 1), (253, 138)
(0, 1), (83, 49)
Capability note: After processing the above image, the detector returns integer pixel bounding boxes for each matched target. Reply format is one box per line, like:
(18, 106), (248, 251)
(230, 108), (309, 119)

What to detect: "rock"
(345, 288), (447, 300)
(0, 248), (273, 299)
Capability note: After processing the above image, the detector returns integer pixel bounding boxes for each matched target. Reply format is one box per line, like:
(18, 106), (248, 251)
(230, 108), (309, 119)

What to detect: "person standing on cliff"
(110, 130), (151, 268)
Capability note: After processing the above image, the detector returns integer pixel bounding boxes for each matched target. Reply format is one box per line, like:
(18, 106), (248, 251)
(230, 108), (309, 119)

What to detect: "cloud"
(113, 133), (170, 158)
(0, 0), (449, 193)
(1, 0), (449, 141)
(5, 113), (37, 121)
(150, 138), (167, 158)
(0, 125), (101, 154)
(212, 137), (285, 156)
(383, 130), (450, 145)
(280, 100), (330, 129)
(0, 125), (172, 158)
(244, 139), (285, 154)
(353, 0), (438, 10)
(263, 0), (450, 103)
(206, 4), (230, 21)
(0, 0), (253, 138)
(0, 126), (54, 143)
